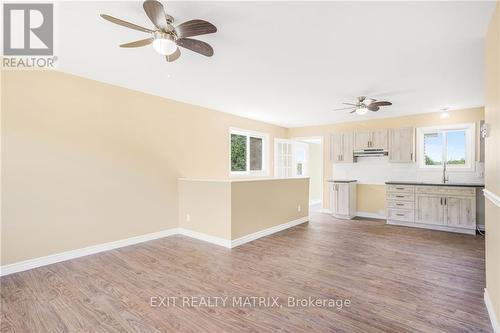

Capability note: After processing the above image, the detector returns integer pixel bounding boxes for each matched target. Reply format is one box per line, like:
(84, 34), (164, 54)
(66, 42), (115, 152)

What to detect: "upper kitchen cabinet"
(354, 129), (388, 150)
(331, 132), (354, 163)
(388, 127), (414, 162)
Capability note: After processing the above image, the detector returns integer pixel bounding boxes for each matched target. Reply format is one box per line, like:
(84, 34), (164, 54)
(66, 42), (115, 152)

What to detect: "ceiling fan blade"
(176, 19), (217, 38)
(370, 101), (392, 107)
(332, 107), (356, 111)
(120, 38), (154, 48)
(350, 109), (357, 114)
(176, 38), (213, 57)
(368, 105), (380, 112)
(342, 102), (358, 106)
(358, 96), (366, 103)
(165, 48), (181, 62)
(143, 0), (168, 30)
(100, 14), (154, 33)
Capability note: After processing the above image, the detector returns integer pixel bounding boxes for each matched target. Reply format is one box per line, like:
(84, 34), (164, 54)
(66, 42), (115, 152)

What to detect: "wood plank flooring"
(1, 213), (493, 332)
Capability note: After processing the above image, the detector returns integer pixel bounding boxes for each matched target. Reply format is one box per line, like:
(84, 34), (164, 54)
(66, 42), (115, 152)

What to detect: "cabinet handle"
(410, 152), (413, 160)
(440, 197), (443, 205)
(396, 213), (405, 217)
(396, 195), (404, 198)
(396, 203), (404, 206)
(444, 198), (447, 205)
(396, 187), (404, 190)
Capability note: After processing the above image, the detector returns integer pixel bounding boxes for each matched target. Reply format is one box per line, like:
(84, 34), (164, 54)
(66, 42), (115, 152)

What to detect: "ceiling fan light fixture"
(355, 107), (369, 115)
(440, 107), (450, 119)
(152, 32), (177, 55)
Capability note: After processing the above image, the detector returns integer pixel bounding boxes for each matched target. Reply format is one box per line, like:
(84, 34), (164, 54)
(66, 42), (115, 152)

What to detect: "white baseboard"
(0, 228), (179, 277)
(485, 288), (500, 333)
(1, 217), (312, 276)
(387, 219), (476, 235)
(177, 228), (232, 248)
(356, 211), (386, 219)
(484, 189), (500, 208)
(231, 216), (309, 248)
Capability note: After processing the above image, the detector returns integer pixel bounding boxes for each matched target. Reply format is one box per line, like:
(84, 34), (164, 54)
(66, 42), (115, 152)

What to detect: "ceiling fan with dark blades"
(100, 0), (217, 62)
(332, 96), (392, 115)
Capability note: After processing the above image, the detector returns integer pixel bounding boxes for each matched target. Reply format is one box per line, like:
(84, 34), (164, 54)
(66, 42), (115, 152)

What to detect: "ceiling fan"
(100, 0), (217, 62)
(333, 96), (392, 115)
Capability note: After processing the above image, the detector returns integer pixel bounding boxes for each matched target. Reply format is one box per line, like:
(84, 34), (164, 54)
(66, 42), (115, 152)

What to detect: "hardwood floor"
(1, 213), (492, 332)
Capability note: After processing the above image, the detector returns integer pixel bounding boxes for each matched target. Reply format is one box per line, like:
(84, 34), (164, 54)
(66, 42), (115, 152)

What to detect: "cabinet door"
(330, 133), (343, 163)
(445, 196), (475, 228)
(389, 128), (414, 162)
(341, 132), (354, 163)
(354, 131), (371, 150)
(416, 195), (444, 225)
(330, 184), (337, 214)
(336, 183), (350, 215)
(371, 129), (388, 149)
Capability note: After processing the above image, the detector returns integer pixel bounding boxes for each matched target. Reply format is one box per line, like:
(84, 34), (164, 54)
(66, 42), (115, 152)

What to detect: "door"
(275, 139), (293, 177)
(341, 132), (354, 163)
(416, 195), (444, 225)
(354, 131), (371, 150)
(389, 128), (414, 162)
(371, 129), (388, 149)
(330, 133), (343, 163)
(445, 196), (475, 228)
(336, 183), (350, 215)
(293, 141), (309, 177)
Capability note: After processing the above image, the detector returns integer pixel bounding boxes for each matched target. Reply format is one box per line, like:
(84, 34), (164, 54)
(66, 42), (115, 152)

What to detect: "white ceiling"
(57, 1), (496, 128)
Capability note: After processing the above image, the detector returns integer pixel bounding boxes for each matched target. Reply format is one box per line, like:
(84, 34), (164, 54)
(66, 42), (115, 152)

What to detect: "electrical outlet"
(186, 213), (191, 222)
(297, 205), (301, 212)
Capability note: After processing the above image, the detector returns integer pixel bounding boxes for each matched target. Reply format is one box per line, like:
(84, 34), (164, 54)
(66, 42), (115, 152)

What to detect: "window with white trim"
(416, 123), (475, 170)
(230, 128), (268, 175)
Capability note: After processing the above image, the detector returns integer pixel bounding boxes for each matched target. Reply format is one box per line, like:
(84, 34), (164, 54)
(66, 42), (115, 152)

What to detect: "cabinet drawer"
(386, 185), (415, 193)
(386, 192), (415, 201)
(416, 186), (442, 194)
(416, 186), (476, 196)
(387, 209), (414, 222)
(387, 200), (414, 210)
(442, 187), (475, 196)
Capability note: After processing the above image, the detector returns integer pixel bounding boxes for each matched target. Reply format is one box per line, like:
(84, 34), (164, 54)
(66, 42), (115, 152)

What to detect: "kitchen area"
(328, 122), (486, 235)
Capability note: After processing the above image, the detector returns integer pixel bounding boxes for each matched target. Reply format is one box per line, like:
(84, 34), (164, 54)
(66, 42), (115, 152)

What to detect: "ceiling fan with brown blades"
(332, 96), (392, 115)
(100, 0), (217, 62)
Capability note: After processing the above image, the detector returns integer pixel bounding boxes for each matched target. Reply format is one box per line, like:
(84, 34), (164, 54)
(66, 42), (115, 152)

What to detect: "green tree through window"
(231, 134), (246, 171)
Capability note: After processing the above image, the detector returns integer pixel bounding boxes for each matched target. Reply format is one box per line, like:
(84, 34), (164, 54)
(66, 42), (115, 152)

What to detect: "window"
(417, 123), (475, 170)
(230, 129), (268, 175)
(275, 139), (293, 177)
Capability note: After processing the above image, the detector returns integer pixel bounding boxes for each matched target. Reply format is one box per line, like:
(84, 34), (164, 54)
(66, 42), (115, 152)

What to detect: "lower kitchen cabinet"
(387, 184), (478, 235)
(329, 181), (357, 219)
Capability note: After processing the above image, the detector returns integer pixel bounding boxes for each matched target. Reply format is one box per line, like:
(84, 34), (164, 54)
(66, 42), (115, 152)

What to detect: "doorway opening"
(275, 136), (323, 212)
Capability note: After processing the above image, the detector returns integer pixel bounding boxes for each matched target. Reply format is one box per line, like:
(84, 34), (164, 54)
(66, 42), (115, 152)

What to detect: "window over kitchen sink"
(416, 123), (475, 170)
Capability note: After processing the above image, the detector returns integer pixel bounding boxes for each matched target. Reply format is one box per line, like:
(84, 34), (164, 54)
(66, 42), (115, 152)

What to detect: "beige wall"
(1, 70), (287, 265)
(288, 107), (485, 213)
(231, 178), (309, 239)
(307, 142), (322, 204)
(485, 1), (500, 322)
(177, 178), (309, 241)
(178, 179), (231, 240)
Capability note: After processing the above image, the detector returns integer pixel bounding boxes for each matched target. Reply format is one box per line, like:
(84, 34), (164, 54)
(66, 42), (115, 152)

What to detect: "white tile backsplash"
(332, 156), (484, 185)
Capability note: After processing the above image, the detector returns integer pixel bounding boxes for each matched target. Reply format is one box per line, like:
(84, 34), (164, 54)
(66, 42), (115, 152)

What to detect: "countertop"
(327, 179), (357, 183)
(385, 181), (485, 188)
(179, 177), (309, 183)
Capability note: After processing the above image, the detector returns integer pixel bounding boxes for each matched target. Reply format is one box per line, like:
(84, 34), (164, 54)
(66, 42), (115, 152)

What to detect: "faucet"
(442, 163), (449, 183)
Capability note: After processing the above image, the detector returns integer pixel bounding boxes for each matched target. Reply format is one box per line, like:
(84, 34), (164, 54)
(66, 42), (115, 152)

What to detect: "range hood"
(353, 149), (388, 157)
